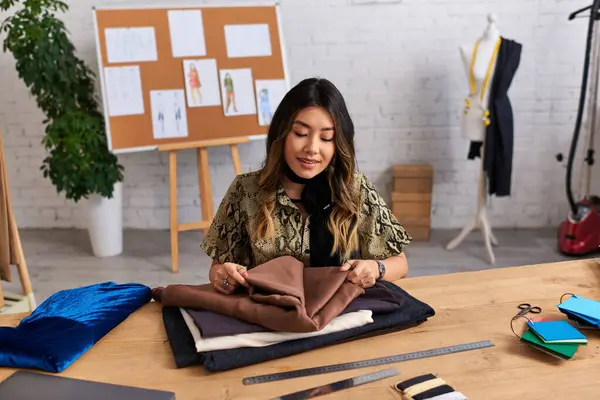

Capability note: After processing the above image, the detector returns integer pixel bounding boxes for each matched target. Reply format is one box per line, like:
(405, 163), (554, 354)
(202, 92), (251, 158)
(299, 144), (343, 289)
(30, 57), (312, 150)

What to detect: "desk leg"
(169, 151), (179, 273)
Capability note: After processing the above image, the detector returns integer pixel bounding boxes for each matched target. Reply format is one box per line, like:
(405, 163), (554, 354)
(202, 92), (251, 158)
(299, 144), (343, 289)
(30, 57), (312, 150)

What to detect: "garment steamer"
(557, 2), (600, 256)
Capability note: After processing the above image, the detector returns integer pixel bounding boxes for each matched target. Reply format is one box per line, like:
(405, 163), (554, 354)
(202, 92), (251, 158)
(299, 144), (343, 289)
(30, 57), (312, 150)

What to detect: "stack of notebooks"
(557, 294), (600, 329)
(520, 319), (588, 360)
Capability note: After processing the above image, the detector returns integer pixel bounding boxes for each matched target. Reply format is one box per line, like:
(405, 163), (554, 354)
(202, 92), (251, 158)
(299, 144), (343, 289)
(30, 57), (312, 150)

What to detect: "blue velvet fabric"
(0, 281), (152, 373)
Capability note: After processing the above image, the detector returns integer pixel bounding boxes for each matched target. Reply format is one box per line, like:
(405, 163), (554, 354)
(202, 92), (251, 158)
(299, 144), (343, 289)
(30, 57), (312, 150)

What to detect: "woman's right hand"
(211, 262), (249, 295)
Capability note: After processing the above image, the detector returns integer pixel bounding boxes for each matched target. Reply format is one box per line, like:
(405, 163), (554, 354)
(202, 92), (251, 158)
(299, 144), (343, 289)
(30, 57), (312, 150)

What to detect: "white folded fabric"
(427, 392), (468, 400)
(180, 308), (374, 352)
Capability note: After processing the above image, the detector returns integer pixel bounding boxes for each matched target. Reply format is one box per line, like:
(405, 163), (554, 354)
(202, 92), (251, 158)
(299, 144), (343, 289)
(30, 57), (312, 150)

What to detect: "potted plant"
(1, 0), (125, 257)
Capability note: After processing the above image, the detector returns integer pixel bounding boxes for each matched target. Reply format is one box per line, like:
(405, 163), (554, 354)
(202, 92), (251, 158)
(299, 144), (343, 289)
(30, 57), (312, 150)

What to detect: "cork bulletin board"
(92, 2), (289, 153)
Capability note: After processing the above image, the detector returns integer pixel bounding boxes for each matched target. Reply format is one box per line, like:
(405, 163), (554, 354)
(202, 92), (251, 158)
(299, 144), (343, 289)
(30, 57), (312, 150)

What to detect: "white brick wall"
(0, 0), (596, 230)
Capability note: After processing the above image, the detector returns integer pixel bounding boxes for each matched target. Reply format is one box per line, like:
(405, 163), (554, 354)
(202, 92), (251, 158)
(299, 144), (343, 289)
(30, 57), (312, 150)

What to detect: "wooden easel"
(446, 145), (498, 264)
(0, 127), (36, 312)
(157, 136), (250, 273)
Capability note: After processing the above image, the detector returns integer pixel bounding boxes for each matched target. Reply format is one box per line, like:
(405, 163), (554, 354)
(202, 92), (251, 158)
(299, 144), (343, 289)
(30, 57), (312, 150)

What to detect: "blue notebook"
(564, 310), (600, 327)
(557, 295), (600, 325)
(526, 320), (588, 344)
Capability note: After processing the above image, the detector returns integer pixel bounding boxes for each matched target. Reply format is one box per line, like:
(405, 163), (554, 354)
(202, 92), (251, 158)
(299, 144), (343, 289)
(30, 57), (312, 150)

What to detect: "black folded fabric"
(396, 373), (438, 391)
(414, 385), (456, 400)
(163, 281), (435, 372)
(162, 306), (202, 368)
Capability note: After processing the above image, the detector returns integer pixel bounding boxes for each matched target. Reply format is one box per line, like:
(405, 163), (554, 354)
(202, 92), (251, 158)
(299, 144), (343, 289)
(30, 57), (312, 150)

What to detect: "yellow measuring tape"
(465, 37), (502, 127)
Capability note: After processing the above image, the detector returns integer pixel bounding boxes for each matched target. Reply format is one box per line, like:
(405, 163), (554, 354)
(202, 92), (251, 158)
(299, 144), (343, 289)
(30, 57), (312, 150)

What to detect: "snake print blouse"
(200, 170), (412, 269)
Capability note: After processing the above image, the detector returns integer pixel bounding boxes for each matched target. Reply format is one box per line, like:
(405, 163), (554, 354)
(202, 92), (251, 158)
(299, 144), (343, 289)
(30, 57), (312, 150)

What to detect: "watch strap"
(375, 260), (386, 280)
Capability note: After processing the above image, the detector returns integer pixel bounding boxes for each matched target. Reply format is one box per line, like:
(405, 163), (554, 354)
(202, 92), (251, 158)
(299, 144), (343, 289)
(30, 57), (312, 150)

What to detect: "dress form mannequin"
(447, 14), (501, 264)
(459, 14), (501, 142)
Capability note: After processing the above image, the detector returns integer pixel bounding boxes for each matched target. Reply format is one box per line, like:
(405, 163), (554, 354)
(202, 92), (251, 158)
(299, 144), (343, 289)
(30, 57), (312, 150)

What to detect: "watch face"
(377, 261), (385, 279)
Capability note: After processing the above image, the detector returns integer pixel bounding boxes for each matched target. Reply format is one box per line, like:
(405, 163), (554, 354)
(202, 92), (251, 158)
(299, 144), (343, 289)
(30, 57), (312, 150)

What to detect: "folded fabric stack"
(153, 256), (436, 372)
(394, 373), (468, 400)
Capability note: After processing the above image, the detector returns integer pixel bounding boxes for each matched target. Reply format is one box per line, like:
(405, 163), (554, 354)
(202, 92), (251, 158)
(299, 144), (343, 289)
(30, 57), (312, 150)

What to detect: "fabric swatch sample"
(557, 295), (600, 323)
(395, 373), (437, 391)
(526, 320), (587, 344)
(413, 384), (456, 400)
(404, 378), (447, 398)
(0, 282), (152, 372)
(520, 329), (579, 360)
(427, 392), (468, 400)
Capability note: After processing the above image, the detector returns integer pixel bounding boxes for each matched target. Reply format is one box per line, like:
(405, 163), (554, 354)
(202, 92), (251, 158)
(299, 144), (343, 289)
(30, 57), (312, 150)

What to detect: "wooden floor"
(2, 227), (593, 303)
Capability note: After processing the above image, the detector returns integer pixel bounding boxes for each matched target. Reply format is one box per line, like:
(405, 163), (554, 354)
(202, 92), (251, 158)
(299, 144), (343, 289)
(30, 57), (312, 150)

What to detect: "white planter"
(87, 182), (123, 257)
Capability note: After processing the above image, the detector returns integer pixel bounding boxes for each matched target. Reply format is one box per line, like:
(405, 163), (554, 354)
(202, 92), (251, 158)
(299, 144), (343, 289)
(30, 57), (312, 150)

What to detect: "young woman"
(202, 78), (412, 294)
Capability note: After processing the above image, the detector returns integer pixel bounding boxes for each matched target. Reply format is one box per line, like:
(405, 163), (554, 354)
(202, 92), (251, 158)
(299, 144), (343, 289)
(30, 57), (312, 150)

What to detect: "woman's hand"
(211, 262), (249, 294)
(340, 260), (379, 289)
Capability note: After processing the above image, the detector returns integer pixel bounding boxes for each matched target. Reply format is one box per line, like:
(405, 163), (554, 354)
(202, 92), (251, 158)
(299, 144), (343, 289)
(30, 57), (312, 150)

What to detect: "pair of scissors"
(515, 303), (542, 319)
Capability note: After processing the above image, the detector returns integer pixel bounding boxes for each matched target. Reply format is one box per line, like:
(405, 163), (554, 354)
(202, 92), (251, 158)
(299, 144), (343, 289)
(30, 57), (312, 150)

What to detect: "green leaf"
(1, 0), (124, 203)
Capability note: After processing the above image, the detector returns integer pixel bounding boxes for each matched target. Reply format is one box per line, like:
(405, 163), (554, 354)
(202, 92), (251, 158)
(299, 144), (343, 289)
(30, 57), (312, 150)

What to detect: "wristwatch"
(375, 260), (386, 280)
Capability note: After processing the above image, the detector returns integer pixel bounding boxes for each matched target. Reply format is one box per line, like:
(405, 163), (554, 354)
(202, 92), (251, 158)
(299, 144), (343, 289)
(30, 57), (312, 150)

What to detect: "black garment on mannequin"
(468, 37), (522, 197)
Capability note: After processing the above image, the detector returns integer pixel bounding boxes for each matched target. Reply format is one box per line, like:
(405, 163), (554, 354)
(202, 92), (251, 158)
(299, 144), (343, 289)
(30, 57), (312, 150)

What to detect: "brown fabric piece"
(153, 256), (364, 333)
(0, 130), (15, 282)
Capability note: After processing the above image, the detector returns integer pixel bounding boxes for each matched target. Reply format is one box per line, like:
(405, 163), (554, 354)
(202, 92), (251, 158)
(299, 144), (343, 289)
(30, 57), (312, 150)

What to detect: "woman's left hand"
(340, 260), (379, 288)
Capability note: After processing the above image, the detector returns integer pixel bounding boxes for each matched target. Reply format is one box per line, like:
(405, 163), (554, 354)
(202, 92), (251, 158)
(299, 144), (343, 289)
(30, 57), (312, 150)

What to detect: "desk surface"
(0, 259), (599, 399)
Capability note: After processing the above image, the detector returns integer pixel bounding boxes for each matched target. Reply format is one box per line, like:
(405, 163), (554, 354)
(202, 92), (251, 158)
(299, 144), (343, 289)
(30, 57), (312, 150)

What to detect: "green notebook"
(521, 329), (580, 360)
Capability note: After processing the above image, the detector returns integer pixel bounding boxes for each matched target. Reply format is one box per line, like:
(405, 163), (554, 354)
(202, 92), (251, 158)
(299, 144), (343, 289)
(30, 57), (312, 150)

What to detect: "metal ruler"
(269, 368), (399, 400)
(243, 340), (494, 385)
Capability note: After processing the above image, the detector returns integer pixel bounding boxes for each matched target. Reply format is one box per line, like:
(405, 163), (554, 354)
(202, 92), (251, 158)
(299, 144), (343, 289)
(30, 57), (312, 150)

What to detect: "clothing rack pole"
(0, 126), (36, 311)
(581, 19), (600, 200)
(446, 145), (498, 264)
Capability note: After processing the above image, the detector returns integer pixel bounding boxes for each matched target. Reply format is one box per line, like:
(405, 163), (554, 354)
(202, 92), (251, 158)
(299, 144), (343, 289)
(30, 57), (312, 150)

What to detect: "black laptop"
(0, 371), (176, 399)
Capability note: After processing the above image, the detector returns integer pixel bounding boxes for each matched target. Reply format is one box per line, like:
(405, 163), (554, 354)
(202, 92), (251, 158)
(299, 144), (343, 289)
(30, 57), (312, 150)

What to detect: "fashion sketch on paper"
(187, 63), (202, 104)
(158, 110), (165, 135)
(259, 88), (272, 125)
(224, 72), (238, 114)
(174, 101), (182, 132)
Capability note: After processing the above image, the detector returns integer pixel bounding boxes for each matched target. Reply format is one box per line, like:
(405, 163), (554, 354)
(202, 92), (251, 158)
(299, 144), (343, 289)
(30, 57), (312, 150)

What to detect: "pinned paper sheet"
(219, 69), (257, 116)
(168, 10), (207, 58)
(183, 59), (221, 108)
(224, 24), (272, 58)
(104, 27), (157, 63)
(103, 66), (145, 117)
(150, 90), (188, 139)
(255, 79), (288, 126)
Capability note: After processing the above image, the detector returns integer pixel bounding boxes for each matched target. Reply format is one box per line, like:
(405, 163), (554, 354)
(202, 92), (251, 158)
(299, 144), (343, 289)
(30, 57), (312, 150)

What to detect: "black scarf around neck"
(285, 165), (351, 267)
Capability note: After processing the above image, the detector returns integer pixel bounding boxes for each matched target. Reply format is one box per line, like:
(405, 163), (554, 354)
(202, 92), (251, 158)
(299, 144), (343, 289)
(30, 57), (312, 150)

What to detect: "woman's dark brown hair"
(256, 77), (360, 257)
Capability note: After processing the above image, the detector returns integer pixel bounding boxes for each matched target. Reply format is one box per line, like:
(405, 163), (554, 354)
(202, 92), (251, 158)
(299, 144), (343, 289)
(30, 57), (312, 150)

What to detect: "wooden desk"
(0, 259), (599, 399)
